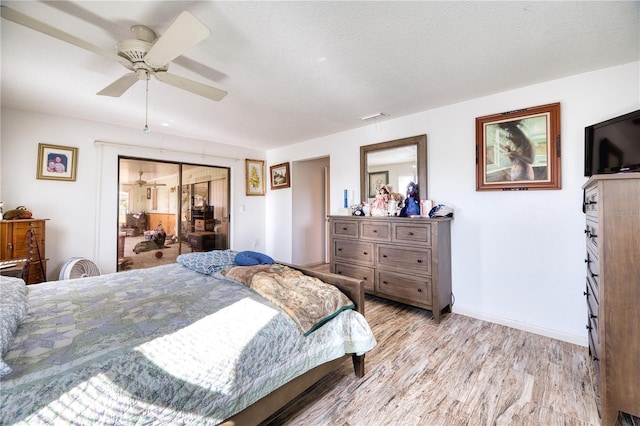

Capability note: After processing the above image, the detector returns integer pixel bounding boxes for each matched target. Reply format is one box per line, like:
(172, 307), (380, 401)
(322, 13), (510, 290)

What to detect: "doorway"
(117, 157), (230, 271)
(291, 156), (330, 266)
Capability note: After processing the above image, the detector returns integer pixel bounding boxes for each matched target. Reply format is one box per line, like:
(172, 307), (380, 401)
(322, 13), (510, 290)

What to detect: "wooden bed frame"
(221, 264), (367, 425)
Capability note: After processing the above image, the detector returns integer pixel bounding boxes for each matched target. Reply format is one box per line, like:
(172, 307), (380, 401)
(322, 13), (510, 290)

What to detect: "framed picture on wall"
(269, 162), (290, 190)
(475, 102), (561, 191)
(36, 143), (78, 181)
(245, 159), (265, 196)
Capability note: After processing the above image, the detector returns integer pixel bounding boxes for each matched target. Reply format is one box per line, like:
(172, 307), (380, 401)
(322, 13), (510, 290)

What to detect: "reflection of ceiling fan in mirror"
(0, 6), (228, 102)
(124, 171), (166, 188)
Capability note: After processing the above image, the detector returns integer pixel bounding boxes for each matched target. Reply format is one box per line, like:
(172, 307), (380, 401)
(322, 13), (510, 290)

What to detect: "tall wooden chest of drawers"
(582, 174), (640, 425)
(329, 215), (452, 323)
(0, 219), (48, 284)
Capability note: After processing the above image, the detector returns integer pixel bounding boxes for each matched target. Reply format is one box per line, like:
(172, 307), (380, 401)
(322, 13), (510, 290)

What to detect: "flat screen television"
(584, 109), (640, 176)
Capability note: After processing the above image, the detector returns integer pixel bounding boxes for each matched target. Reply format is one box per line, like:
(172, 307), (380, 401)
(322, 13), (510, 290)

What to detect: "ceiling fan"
(0, 6), (228, 102)
(124, 171), (167, 188)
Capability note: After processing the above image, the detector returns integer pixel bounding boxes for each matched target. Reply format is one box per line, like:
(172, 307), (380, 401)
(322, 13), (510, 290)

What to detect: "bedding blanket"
(222, 264), (355, 336)
(0, 263), (376, 425)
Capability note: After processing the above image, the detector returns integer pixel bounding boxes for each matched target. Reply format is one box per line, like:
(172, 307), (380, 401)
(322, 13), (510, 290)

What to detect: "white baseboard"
(452, 306), (588, 347)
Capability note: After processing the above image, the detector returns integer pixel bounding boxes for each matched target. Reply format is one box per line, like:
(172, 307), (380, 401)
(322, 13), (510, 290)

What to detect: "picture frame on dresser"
(475, 102), (561, 191)
(36, 143), (78, 182)
(368, 171), (389, 198)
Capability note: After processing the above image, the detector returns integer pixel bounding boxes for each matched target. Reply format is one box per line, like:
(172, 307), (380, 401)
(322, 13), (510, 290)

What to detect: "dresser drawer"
(587, 310), (599, 361)
(332, 239), (374, 265)
(332, 220), (358, 237)
(585, 246), (600, 289)
(377, 270), (432, 306)
(393, 223), (431, 246)
(378, 244), (431, 274)
(586, 278), (599, 322)
(584, 186), (598, 219)
(585, 219), (599, 253)
(333, 262), (375, 292)
(361, 221), (391, 241)
(14, 220), (45, 232)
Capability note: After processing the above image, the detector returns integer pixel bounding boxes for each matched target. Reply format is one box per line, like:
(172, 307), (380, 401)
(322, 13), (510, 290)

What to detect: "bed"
(0, 251), (376, 425)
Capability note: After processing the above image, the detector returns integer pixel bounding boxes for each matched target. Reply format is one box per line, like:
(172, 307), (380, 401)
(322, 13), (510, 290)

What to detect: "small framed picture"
(245, 159), (265, 196)
(368, 171), (389, 198)
(36, 143), (78, 181)
(270, 162), (290, 190)
(475, 102), (561, 191)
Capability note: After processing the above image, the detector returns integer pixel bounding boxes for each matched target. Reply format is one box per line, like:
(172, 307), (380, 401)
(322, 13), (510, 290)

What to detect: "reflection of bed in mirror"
(1, 256), (375, 424)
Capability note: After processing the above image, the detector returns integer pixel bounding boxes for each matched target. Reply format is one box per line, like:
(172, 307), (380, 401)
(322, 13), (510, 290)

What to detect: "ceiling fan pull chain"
(144, 72), (150, 134)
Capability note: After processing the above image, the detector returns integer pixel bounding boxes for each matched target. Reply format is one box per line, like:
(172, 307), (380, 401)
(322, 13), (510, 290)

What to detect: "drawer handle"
(382, 254), (387, 258)
(417, 288), (422, 293)
(584, 258), (590, 264)
(408, 232), (414, 236)
(589, 233), (598, 239)
(337, 248), (342, 251)
(342, 227), (347, 231)
(586, 324), (592, 331)
(373, 230), (377, 233)
(382, 281), (389, 285)
(583, 290), (589, 296)
(362, 277), (368, 281)
(417, 259), (423, 263)
(363, 251), (368, 255)
(590, 313), (598, 319)
(592, 355), (599, 362)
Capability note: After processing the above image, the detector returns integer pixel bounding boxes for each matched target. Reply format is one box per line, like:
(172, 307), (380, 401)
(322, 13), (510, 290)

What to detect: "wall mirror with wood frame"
(360, 135), (427, 203)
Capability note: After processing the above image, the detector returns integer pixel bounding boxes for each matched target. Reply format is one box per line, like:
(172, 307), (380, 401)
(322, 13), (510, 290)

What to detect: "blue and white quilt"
(0, 262), (376, 425)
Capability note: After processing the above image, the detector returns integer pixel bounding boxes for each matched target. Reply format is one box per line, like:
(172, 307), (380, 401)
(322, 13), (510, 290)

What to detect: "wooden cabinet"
(582, 174), (640, 425)
(0, 219), (48, 284)
(329, 215), (452, 323)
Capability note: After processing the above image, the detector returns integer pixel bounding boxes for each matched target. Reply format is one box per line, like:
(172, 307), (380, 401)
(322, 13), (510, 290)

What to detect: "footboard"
(280, 262), (366, 378)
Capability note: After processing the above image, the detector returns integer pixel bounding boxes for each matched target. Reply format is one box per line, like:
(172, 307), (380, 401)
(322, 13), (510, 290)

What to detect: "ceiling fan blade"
(0, 5), (132, 68)
(155, 72), (228, 101)
(144, 11), (210, 69)
(97, 73), (139, 97)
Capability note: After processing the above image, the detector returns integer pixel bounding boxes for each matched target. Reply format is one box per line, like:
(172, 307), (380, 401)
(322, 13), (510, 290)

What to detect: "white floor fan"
(59, 258), (101, 280)
(0, 6), (228, 102)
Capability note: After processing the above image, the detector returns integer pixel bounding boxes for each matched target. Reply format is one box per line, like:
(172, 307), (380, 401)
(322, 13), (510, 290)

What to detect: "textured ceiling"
(1, 1), (638, 152)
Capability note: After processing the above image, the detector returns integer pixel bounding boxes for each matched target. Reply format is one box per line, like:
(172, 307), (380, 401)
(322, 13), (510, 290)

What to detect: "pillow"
(0, 276), (29, 378)
(176, 250), (236, 275)
(235, 251), (274, 266)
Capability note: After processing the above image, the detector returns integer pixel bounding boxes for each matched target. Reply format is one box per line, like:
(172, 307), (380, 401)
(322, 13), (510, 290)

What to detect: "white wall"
(0, 109), (267, 277)
(266, 61), (640, 345)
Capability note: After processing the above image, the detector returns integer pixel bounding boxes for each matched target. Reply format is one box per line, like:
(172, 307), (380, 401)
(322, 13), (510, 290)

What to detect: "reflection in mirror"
(360, 135), (427, 203)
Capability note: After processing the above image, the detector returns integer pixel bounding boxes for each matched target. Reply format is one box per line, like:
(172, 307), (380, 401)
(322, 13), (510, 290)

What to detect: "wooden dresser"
(582, 174), (640, 425)
(0, 218), (48, 284)
(328, 215), (452, 323)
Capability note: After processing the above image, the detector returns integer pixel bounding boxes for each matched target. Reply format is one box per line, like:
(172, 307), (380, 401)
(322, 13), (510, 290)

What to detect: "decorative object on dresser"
(329, 215), (452, 323)
(582, 174), (640, 426)
(0, 218), (48, 284)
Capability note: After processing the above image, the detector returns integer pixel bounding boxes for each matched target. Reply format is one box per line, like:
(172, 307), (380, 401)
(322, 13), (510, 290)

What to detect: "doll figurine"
(371, 185), (390, 216)
(400, 182), (420, 217)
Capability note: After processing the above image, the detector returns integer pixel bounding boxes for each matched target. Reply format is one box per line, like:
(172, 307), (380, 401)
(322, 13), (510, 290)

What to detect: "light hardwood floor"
(267, 267), (637, 426)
